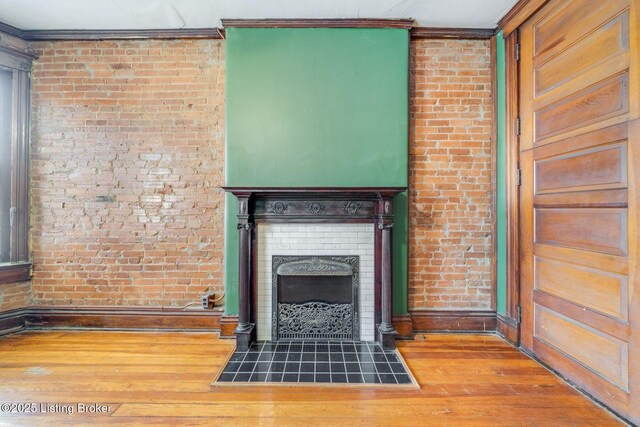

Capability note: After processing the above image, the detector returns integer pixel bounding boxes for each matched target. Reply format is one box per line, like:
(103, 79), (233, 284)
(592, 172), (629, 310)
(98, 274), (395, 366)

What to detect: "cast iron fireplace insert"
(272, 256), (359, 341)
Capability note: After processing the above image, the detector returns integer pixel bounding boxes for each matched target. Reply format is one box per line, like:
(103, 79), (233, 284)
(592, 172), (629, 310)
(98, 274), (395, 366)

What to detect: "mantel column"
(377, 197), (397, 349)
(235, 193), (255, 351)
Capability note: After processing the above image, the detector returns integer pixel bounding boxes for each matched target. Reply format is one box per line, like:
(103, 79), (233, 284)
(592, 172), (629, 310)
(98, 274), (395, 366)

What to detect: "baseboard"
(220, 314), (238, 338)
(496, 313), (519, 346)
(24, 306), (223, 331)
(219, 312), (490, 340)
(410, 309), (497, 333)
(393, 314), (414, 338)
(0, 308), (26, 336)
(1, 306), (498, 338)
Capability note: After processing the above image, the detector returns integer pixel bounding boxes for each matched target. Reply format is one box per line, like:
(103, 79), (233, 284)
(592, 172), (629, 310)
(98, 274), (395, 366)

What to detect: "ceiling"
(0, 0), (517, 31)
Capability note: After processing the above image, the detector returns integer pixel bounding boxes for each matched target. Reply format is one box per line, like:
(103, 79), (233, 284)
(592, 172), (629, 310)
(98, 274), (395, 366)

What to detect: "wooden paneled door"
(519, 0), (640, 423)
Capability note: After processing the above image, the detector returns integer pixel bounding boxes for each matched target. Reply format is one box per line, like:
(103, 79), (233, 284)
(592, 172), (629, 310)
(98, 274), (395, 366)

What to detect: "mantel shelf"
(222, 187), (406, 198)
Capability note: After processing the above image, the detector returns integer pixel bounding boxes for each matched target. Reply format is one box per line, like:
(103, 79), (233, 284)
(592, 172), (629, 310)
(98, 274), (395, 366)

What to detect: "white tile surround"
(257, 223), (375, 341)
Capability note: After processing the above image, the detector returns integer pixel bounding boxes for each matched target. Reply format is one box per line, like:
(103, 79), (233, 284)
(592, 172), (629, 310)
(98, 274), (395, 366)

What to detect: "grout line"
(230, 346), (248, 382)
(264, 341), (275, 380)
(386, 350), (400, 384)
(249, 342), (264, 382)
(368, 342), (383, 384)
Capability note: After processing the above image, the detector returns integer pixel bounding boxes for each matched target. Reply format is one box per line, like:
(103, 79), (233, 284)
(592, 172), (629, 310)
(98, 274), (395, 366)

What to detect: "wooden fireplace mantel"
(223, 186), (406, 350)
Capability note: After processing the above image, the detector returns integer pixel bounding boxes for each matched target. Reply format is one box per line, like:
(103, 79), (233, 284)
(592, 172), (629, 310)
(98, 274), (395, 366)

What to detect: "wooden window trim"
(0, 262), (30, 283)
(0, 43), (34, 285)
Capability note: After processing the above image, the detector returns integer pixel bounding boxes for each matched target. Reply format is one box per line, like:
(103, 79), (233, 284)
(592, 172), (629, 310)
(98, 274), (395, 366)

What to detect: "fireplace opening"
(272, 256), (359, 341)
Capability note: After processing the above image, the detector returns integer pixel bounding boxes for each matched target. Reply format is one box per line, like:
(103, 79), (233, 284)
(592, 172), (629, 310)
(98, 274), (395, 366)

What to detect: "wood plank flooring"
(0, 331), (625, 426)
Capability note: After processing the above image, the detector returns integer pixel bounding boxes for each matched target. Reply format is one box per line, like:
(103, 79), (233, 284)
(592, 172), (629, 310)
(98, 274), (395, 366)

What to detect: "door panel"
(520, 0), (640, 423)
(535, 208), (627, 255)
(535, 12), (629, 96)
(534, 305), (629, 390)
(534, 0), (628, 58)
(534, 142), (626, 193)
(535, 257), (627, 319)
(534, 73), (628, 141)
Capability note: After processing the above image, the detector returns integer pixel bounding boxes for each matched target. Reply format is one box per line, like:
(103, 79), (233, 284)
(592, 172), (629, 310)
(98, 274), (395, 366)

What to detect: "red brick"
(29, 40), (226, 307)
(408, 40), (493, 311)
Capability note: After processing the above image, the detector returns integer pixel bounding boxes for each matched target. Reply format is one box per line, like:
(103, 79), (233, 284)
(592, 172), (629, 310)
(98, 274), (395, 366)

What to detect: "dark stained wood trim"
(221, 19), (414, 29)
(21, 28), (223, 41)
(0, 43), (38, 62)
(220, 315), (238, 338)
(3, 19), (509, 43)
(374, 226), (383, 333)
(223, 188), (407, 225)
(497, 313), (519, 345)
(489, 34), (498, 311)
(1, 306), (501, 337)
(15, 70), (30, 260)
(0, 19), (510, 41)
(378, 202), (396, 349)
(0, 42), (33, 281)
(498, 0), (551, 37)
(410, 27), (495, 40)
(410, 310), (497, 332)
(505, 31), (521, 327)
(370, 310), (503, 336)
(24, 306), (223, 331)
(223, 186), (407, 195)
(0, 262), (31, 284)
(392, 314), (413, 338)
(0, 20), (223, 41)
(0, 308), (26, 336)
(233, 192), (255, 351)
(0, 21), (23, 38)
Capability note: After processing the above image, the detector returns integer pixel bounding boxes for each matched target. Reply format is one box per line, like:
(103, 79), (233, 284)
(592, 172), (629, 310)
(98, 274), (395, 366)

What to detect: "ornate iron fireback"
(276, 257), (353, 277)
(272, 255), (359, 341)
(278, 302), (353, 340)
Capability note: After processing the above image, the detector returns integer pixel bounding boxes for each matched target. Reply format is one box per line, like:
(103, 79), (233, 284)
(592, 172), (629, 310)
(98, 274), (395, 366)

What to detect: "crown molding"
(22, 26), (498, 42)
(498, 0), (551, 36)
(0, 21), (223, 41)
(1, 19), (503, 43)
(410, 27), (495, 40)
(21, 28), (223, 41)
(221, 18), (414, 29)
(0, 21), (23, 38)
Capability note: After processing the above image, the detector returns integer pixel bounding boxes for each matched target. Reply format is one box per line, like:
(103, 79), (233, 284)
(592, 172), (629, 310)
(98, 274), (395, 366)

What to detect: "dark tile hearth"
(216, 341), (415, 386)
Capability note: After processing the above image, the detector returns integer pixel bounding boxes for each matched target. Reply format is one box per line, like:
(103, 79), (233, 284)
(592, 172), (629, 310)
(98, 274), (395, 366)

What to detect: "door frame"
(496, 29), (523, 345)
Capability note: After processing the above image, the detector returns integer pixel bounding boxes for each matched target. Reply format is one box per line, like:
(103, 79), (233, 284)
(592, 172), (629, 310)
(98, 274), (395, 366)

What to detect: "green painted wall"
(224, 27), (409, 315)
(496, 31), (507, 315)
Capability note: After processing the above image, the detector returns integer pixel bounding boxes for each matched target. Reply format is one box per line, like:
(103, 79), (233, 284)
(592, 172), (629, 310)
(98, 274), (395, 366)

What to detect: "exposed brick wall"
(29, 40), (225, 306)
(408, 39), (494, 310)
(0, 281), (31, 311)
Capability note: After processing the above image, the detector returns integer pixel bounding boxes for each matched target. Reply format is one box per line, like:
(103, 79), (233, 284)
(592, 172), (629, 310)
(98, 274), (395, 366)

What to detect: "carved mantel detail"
(305, 202), (326, 214)
(267, 202), (287, 214)
(343, 201), (362, 214)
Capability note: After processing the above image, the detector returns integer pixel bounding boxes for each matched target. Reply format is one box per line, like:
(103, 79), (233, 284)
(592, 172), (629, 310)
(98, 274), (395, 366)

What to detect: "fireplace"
(224, 187), (405, 351)
(273, 256), (359, 341)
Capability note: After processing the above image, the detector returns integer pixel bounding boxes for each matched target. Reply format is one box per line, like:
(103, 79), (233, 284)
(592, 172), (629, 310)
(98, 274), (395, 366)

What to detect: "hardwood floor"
(0, 331), (624, 426)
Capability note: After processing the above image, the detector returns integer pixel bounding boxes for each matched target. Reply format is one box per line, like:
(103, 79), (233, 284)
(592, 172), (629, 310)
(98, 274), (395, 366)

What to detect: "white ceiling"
(0, 0), (517, 31)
